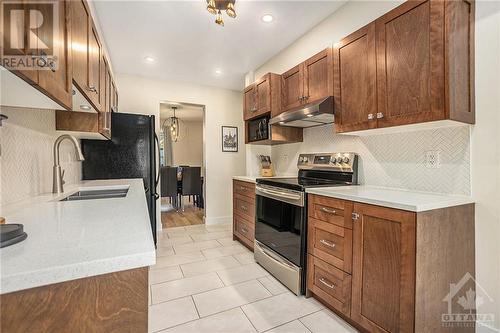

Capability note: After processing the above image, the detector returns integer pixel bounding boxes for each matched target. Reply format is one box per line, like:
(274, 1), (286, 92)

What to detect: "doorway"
(158, 101), (206, 228)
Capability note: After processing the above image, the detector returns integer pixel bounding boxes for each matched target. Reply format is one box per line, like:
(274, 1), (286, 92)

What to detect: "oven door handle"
(256, 185), (303, 202)
(259, 243), (297, 271)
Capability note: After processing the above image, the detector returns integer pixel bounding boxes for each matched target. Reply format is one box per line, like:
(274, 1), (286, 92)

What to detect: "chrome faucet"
(53, 134), (85, 194)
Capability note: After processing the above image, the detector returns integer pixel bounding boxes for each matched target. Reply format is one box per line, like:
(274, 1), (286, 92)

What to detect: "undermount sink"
(60, 187), (129, 201)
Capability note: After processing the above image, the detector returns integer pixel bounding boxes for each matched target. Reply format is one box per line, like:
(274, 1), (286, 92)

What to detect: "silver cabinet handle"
(319, 277), (336, 289)
(240, 204), (248, 211)
(240, 186), (247, 191)
(376, 112), (384, 119)
(320, 239), (336, 248)
(321, 207), (336, 215)
(241, 227), (247, 233)
(87, 85), (97, 93)
(368, 113), (374, 120)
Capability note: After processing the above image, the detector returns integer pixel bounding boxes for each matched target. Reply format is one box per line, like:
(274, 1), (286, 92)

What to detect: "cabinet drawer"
(233, 180), (255, 199)
(234, 215), (254, 243)
(307, 255), (351, 316)
(234, 194), (255, 221)
(308, 195), (352, 229)
(308, 218), (352, 273)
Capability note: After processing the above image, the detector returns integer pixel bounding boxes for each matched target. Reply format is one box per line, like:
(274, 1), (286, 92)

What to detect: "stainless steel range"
(254, 152), (359, 295)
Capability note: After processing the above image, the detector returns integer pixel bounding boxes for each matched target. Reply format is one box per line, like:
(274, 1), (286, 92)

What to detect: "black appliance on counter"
(247, 115), (269, 142)
(81, 112), (159, 245)
(254, 152), (358, 295)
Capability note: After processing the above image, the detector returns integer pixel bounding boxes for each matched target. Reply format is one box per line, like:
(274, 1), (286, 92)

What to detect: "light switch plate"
(425, 150), (441, 169)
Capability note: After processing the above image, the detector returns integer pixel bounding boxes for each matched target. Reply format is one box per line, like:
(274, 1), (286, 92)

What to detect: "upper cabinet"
(71, 0), (103, 111)
(334, 23), (377, 133)
(280, 48), (333, 116)
(243, 73), (281, 120)
(2, 0), (73, 109)
(335, 0), (475, 134)
(37, 0), (73, 110)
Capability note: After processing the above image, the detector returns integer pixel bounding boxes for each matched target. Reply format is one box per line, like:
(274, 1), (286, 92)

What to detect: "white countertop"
(306, 185), (474, 212)
(0, 179), (156, 294)
(233, 175), (296, 183)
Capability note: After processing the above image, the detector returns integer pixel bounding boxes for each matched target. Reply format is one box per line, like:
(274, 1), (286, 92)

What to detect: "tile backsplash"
(271, 124), (471, 195)
(0, 106), (82, 207)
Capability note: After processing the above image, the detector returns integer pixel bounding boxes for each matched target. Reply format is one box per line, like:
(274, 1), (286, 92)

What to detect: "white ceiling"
(160, 102), (204, 121)
(93, 1), (346, 91)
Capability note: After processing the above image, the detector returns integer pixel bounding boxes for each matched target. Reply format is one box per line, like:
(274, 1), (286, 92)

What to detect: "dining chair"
(160, 166), (179, 209)
(180, 167), (202, 211)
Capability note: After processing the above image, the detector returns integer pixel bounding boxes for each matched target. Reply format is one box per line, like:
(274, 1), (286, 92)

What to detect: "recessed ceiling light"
(261, 14), (274, 23)
(144, 56), (155, 63)
(215, 69), (222, 75)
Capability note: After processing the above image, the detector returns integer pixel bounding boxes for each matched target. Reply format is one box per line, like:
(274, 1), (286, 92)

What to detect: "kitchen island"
(0, 179), (156, 332)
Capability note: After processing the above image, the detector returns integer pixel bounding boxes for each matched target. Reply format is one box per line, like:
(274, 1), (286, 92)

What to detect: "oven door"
(255, 184), (305, 267)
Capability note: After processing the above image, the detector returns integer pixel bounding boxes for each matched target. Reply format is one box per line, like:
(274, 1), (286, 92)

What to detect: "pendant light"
(168, 106), (180, 142)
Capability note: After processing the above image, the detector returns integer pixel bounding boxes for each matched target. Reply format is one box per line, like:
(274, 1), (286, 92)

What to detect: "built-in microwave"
(247, 116), (269, 142)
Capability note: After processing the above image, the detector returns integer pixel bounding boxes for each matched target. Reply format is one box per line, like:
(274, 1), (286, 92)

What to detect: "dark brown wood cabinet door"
(351, 203), (416, 333)
(334, 23), (377, 133)
(37, 0), (72, 110)
(255, 75), (270, 116)
(243, 84), (256, 120)
(376, 0), (445, 128)
(88, 21), (102, 111)
(70, 0), (89, 92)
(281, 64), (303, 111)
(303, 48), (333, 104)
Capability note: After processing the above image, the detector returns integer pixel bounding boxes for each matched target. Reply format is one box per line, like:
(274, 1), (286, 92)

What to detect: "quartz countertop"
(233, 175), (296, 183)
(306, 185), (474, 212)
(0, 179), (156, 294)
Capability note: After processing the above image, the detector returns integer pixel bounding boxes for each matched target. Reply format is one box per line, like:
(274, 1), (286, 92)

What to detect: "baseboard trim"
(204, 215), (232, 225)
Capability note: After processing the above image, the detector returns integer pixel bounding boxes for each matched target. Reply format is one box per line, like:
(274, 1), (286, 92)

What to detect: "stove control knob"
(343, 156), (350, 164)
(303, 157), (309, 163)
(336, 157), (343, 164)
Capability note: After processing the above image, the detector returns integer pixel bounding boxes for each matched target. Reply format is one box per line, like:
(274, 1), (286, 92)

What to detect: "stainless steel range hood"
(269, 96), (334, 128)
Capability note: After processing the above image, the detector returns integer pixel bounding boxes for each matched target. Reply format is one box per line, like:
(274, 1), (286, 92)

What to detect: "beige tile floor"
(149, 223), (359, 333)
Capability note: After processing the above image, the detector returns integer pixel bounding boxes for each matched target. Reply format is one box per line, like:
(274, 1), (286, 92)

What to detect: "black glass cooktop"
(257, 177), (352, 191)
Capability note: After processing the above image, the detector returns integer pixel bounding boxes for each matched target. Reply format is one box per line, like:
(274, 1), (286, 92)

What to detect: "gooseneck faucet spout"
(53, 134), (85, 194)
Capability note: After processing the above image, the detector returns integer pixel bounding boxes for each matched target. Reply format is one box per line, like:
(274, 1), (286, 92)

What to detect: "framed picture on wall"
(222, 126), (238, 152)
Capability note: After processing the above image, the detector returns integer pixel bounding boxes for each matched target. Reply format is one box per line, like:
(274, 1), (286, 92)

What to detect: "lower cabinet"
(307, 194), (475, 333)
(233, 180), (256, 250)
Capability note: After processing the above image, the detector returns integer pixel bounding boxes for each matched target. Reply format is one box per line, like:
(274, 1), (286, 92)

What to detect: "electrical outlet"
(425, 150), (441, 169)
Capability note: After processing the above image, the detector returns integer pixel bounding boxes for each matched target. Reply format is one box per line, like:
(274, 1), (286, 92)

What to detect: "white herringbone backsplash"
(0, 106), (82, 206)
(271, 124), (471, 195)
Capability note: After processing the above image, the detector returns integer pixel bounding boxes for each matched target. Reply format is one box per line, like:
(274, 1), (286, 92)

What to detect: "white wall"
(170, 120), (204, 168)
(249, 1), (500, 330)
(116, 73), (245, 225)
(471, 2), (500, 332)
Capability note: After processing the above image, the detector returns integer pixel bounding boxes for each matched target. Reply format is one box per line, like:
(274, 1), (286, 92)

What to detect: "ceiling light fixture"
(215, 69), (222, 75)
(261, 14), (274, 23)
(144, 56), (155, 63)
(206, 0), (237, 26)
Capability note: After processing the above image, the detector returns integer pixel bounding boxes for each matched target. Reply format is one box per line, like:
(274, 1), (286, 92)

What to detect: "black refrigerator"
(81, 112), (159, 245)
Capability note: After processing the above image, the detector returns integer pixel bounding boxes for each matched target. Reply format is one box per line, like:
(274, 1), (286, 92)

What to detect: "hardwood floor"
(161, 198), (204, 228)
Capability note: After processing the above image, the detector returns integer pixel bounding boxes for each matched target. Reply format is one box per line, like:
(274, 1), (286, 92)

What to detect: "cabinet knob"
(87, 85), (97, 93)
(368, 113), (374, 120)
(376, 112), (384, 119)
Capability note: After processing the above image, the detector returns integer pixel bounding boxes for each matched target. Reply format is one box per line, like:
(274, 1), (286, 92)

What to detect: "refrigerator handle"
(154, 134), (160, 188)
